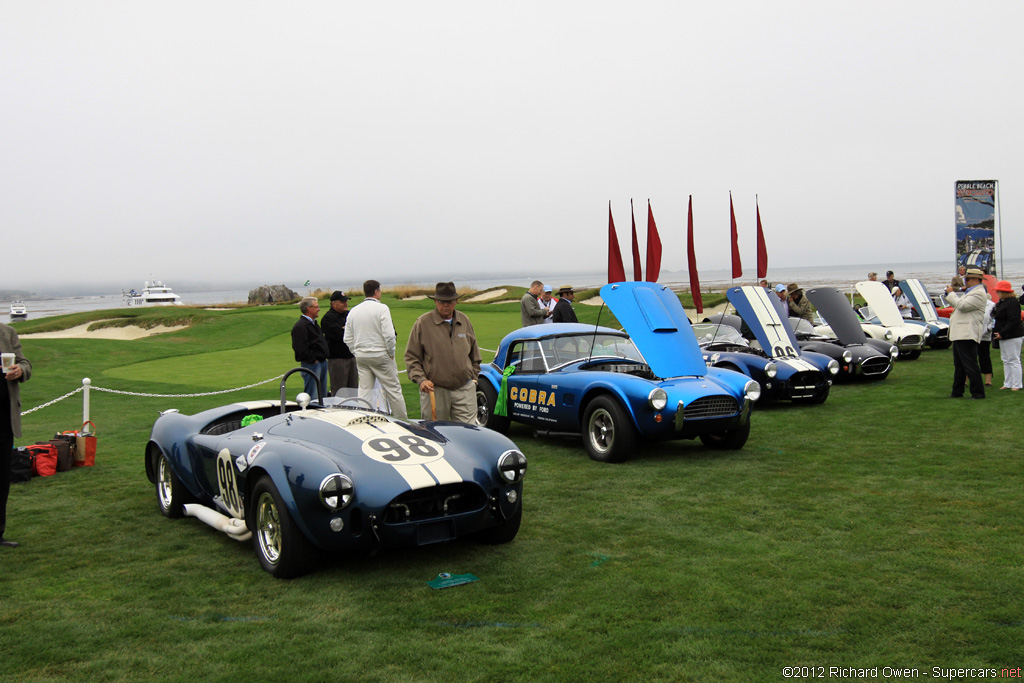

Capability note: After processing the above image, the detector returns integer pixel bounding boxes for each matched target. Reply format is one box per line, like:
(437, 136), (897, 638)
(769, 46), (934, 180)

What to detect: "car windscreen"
(691, 323), (746, 345)
(538, 333), (644, 368)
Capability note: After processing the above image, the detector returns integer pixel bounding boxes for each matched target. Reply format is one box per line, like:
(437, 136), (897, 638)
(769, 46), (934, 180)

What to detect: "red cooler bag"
(26, 443), (58, 477)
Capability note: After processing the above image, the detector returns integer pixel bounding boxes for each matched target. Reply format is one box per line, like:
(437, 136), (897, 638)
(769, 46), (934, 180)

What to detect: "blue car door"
(503, 339), (547, 426)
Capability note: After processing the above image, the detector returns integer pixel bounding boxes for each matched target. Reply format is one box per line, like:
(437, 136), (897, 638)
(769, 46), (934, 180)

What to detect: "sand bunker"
(21, 321), (189, 340)
(465, 288), (507, 302)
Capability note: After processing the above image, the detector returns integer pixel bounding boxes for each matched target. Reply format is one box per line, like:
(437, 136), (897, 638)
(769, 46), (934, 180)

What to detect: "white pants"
(418, 381), (479, 425)
(999, 336), (1023, 389)
(355, 355), (408, 419)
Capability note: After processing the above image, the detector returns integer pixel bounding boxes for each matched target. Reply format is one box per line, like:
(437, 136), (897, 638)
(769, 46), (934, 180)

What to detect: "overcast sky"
(3, 1), (1022, 293)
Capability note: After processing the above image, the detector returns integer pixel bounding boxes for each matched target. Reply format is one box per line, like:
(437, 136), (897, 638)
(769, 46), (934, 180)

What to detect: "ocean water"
(6, 258), (1024, 324)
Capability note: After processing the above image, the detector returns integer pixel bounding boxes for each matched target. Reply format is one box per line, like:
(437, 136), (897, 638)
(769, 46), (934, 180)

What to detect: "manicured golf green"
(2, 296), (1019, 682)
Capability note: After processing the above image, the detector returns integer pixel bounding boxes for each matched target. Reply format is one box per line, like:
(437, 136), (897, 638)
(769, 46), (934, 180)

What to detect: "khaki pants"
(355, 355), (408, 419)
(418, 380), (478, 425)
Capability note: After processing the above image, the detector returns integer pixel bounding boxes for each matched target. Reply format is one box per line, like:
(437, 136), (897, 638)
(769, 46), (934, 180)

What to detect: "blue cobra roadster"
(145, 376), (527, 578)
(475, 282), (761, 463)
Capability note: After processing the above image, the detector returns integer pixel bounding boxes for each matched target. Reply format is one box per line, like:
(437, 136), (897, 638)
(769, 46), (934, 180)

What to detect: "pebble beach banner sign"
(955, 179), (999, 276)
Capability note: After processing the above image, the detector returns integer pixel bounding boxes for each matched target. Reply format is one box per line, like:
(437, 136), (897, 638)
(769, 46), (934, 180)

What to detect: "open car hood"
(805, 287), (869, 345)
(900, 278), (940, 324)
(855, 281), (904, 327)
(725, 286), (801, 358)
(599, 282), (707, 378)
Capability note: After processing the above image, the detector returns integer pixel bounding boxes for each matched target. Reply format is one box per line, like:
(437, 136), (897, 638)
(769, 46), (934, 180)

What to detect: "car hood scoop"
(600, 282), (707, 379)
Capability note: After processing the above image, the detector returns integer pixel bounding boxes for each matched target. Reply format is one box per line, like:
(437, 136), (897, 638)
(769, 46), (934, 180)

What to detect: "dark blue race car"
(476, 282), (761, 462)
(146, 383), (527, 578)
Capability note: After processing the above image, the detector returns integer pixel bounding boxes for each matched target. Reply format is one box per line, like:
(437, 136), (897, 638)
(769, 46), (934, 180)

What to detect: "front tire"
(251, 476), (316, 579)
(476, 504), (522, 545)
(582, 396), (636, 463)
(477, 380), (510, 434)
(156, 454), (186, 518)
(699, 421), (751, 450)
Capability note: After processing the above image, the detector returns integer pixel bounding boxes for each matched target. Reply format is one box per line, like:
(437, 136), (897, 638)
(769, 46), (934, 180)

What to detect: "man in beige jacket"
(945, 268), (989, 399)
(405, 282), (481, 424)
(1, 323), (32, 548)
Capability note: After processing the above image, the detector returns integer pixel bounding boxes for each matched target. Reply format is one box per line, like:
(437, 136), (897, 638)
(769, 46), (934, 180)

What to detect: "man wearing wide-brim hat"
(945, 268), (989, 398)
(404, 282), (482, 424)
(551, 285), (579, 324)
(787, 283), (814, 323)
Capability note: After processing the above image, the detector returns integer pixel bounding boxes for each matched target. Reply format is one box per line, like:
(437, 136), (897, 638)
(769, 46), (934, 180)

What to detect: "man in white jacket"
(945, 268), (989, 399)
(343, 280), (408, 419)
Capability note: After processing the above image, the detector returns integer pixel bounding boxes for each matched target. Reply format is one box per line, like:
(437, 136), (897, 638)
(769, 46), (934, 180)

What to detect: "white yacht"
(9, 301), (27, 319)
(124, 281), (183, 307)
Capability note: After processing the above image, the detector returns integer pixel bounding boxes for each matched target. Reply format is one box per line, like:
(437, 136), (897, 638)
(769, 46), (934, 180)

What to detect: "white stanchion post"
(82, 378), (91, 429)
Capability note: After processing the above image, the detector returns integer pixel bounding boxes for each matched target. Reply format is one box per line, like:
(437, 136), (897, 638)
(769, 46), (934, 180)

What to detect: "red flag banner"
(608, 202), (625, 283)
(630, 199), (642, 281)
(756, 196), (768, 279)
(730, 192), (742, 279)
(646, 200), (662, 283)
(687, 195), (703, 314)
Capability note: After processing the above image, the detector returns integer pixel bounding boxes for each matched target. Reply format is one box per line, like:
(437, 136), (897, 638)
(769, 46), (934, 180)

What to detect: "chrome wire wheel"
(255, 491), (282, 566)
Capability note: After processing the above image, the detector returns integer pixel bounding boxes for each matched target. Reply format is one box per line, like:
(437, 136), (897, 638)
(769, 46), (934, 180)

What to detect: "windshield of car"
(537, 333), (644, 368)
(691, 323), (746, 346)
(788, 317), (816, 335)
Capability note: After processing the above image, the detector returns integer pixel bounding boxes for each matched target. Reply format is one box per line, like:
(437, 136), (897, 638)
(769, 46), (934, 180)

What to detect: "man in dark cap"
(551, 285), (579, 323)
(291, 297), (329, 401)
(320, 291), (357, 396)
(404, 282), (481, 424)
(883, 270), (899, 292)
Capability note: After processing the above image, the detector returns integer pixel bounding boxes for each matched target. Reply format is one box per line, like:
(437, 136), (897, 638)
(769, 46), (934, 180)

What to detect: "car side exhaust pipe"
(184, 504), (252, 542)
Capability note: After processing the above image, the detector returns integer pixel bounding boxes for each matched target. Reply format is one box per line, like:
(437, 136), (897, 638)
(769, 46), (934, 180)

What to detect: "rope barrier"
(20, 374), (286, 417)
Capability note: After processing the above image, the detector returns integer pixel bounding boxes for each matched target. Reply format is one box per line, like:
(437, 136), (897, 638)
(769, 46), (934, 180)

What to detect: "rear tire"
(699, 421), (751, 450)
(156, 453), (186, 518)
(582, 396), (636, 463)
(251, 476), (316, 579)
(476, 380), (510, 434)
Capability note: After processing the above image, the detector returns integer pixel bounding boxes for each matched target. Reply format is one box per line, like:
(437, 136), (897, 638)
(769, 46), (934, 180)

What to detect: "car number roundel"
(216, 448), (245, 519)
(361, 434), (445, 466)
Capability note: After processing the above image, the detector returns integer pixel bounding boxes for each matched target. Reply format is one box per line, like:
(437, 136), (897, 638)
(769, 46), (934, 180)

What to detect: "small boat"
(9, 301), (27, 319)
(123, 280), (183, 307)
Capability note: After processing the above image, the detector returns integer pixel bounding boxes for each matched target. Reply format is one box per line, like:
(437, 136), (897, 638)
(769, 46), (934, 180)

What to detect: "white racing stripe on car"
(779, 357), (820, 374)
(904, 279), (938, 323)
(305, 409), (457, 491)
(426, 459), (462, 485)
(743, 286), (799, 358)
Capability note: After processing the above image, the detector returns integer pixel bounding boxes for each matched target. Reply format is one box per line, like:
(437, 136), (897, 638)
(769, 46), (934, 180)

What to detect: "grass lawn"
(1, 296), (1020, 682)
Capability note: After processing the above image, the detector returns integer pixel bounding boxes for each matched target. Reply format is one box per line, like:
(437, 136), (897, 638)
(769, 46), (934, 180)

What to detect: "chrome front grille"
(683, 395), (739, 420)
(860, 357), (891, 376)
(900, 335), (924, 347)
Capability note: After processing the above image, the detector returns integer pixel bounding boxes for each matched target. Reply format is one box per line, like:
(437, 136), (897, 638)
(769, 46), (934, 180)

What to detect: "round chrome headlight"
(884, 330), (894, 341)
(497, 450), (527, 483)
(842, 350), (853, 363)
(827, 359), (840, 376)
(889, 345), (899, 360)
(319, 473), (354, 511)
(744, 380), (761, 402)
(648, 387), (668, 411)
(765, 362), (778, 379)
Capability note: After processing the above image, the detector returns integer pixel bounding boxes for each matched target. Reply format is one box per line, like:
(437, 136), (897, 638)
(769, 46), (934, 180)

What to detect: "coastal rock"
(248, 284), (299, 304)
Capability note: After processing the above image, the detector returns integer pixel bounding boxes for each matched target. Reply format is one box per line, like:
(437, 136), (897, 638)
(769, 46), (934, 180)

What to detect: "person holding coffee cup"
(1, 323), (32, 548)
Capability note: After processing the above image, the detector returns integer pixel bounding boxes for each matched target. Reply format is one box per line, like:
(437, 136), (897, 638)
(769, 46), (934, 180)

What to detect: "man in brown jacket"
(404, 282), (481, 424)
(1, 323), (32, 548)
